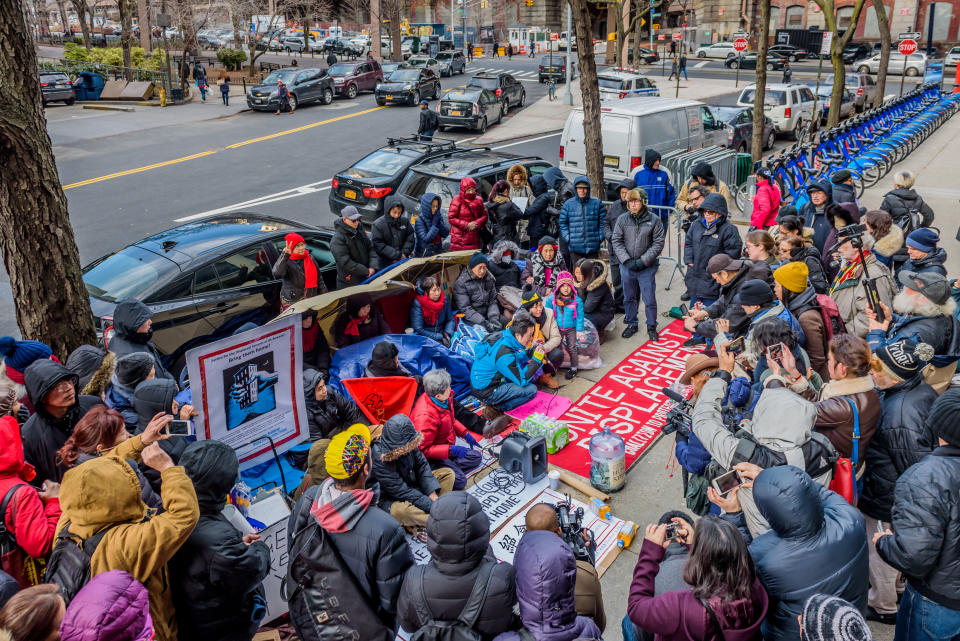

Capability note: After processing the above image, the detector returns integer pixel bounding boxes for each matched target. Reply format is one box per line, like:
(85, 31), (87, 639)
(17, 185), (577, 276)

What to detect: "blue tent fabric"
(328, 333), (474, 400)
(240, 447), (307, 497)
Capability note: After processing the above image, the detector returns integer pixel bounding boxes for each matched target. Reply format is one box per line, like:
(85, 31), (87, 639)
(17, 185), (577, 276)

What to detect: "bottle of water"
(589, 426), (626, 492)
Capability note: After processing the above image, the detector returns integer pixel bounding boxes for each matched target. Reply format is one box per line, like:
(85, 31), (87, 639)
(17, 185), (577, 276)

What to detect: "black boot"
(647, 325), (659, 341)
(680, 291), (691, 301)
(621, 325), (639, 339)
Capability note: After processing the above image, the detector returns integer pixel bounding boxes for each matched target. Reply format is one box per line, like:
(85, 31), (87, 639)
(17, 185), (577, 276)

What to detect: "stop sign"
(898, 39), (918, 55)
(733, 38), (748, 52)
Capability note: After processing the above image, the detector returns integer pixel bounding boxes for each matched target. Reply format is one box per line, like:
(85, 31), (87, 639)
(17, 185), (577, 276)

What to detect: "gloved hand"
(628, 258), (646, 271)
(464, 433), (479, 449)
(449, 445), (468, 459)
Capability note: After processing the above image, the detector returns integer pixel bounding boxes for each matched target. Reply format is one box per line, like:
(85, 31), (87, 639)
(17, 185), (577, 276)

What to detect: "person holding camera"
(681, 255), (760, 348)
(676, 162), (734, 215)
(828, 229), (895, 338)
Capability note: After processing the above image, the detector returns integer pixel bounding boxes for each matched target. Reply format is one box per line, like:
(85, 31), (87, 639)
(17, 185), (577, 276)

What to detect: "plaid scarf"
(830, 251), (868, 295)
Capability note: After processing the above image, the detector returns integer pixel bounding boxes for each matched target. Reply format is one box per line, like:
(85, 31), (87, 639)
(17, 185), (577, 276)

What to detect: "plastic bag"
(560, 318), (602, 370)
(449, 321), (488, 361)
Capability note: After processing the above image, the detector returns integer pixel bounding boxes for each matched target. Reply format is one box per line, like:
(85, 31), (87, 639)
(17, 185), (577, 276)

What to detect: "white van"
(736, 83), (821, 140)
(559, 97), (728, 194)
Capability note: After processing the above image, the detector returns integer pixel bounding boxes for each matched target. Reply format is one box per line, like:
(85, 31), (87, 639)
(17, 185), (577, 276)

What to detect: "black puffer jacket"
(371, 415), (440, 514)
(880, 187), (935, 230)
(789, 245), (830, 295)
(170, 441), (271, 641)
(331, 219), (376, 289)
(578, 261), (616, 331)
(859, 376), (937, 524)
(899, 247), (947, 277)
(694, 262), (758, 340)
(487, 196), (525, 245)
(108, 299), (174, 380)
(133, 378), (189, 492)
(21, 360), (102, 485)
(397, 492), (517, 640)
(303, 368), (365, 441)
(371, 196), (416, 267)
(453, 269), (499, 326)
(683, 213), (743, 300)
(877, 444), (960, 610)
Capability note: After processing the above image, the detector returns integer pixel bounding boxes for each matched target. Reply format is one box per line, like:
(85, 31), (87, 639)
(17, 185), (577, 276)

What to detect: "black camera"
(660, 387), (693, 437)
(836, 223), (867, 245)
(554, 496), (594, 564)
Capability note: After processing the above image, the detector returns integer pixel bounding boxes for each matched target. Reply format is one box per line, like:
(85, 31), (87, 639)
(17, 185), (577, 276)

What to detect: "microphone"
(661, 387), (687, 404)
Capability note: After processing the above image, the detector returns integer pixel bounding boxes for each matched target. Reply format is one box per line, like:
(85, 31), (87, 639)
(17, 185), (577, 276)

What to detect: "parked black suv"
(40, 71), (76, 106)
(323, 37), (362, 58)
(466, 72), (525, 110)
(375, 67), (441, 105)
(437, 88), (505, 133)
(395, 150), (552, 216)
(843, 42), (872, 63)
(246, 67), (334, 111)
(328, 137), (459, 222)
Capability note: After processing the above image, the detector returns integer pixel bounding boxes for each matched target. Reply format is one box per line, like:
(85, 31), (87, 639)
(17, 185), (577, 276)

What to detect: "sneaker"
(538, 373), (560, 389)
(680, 291), (691, 301)
(482, 405), (504, 421)
(682, 336), (706, 348)
(621, 325), (639, 339)
(865, 607), (897, 625)
(647, 326), (660, 342)
(564, 368), (577, 380)
(483, 415), (511, 439)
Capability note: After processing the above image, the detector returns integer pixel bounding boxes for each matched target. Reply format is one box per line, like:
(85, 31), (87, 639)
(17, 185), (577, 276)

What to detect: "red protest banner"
(549, 320), (700, 477)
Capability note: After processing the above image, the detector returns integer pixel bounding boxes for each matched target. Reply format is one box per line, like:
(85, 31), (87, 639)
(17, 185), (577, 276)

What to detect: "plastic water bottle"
(589, 426), (626, 492)
(616, 521), (638, 549)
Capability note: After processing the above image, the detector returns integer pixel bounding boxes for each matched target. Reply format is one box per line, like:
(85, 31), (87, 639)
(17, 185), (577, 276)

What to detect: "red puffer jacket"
(448, 177), (488, 251)
(751, 178), (782, 229)
(411, 393), (470, 460)
(0, 416), (61, 563)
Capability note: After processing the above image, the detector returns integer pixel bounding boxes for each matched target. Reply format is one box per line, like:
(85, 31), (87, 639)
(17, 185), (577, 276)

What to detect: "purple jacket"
(60, 569), (153, 641)
(627, 539), (768, 641)
(493, 530), (603, 641)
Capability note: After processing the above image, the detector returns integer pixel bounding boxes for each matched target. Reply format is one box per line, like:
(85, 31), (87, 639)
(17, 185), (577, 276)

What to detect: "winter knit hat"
(801, 594), (871, 641)
(520, 285), (542, 310)
(114, 353), (155, 388)
(554, 271), (575, 292)
(538, 236), (558, 249)
(905, 227), (939, 253)
(923, 387), (960, 448)
(734, 279), (775, 306)
(774, 261), (809, 294)
(0, 337), (53, 384)
(874, 339), (934, 382)
(469, 252), (488, 269)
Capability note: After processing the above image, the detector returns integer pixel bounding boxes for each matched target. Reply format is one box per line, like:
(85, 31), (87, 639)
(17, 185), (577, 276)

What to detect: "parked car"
(437, 88), (505, 133)
(283, 36), (321, 53)
(538, 55), (575, 82)
(396, 150), (552, 216)
(737, 82), (820, 140)
(857, 52), (927, 76)
(807, 83), (857, 122)
(328, 60), (384, 98)
(768, 44), (808, 62)
(596, 67), (658, 100)
(39, 71), (76, 106)
(245, 67), (334, 111)
(215, 29), (235, 43)
(435, 51), (466, 76)
(944, 45), (960, 66)
(197, 34), (225, 49)
(628, 46), (659, 64)
(842, 42), (872, 64)
(725, 51), (785, 70)
(375, 66), (440, 105)
(83, 215), (336, 375)
(467, 72), (525, 109)
(323, 36), (363, 57)
(328, 137), (459, 221)
(381, 61), (406, 76)
(823, 72), (876, 112)
(712, 105), (777, 152)
(695, 42), (737, 59)
(405, 55), (440, 74)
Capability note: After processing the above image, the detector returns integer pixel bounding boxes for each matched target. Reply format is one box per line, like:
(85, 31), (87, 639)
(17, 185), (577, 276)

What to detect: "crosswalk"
(463, 66), (543, 82)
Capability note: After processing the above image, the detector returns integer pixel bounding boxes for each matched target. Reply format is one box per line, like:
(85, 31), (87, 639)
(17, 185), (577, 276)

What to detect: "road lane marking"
(62, 151), (217, 190)
(694, 61), (709, 69)
(226, 105), (387, 148)
(491, 132), (561, 149)
(175, 179), (333, 221)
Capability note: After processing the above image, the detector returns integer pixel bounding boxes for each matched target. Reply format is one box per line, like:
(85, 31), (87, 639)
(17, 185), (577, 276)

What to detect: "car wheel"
(519, 91), (526, 107)
(729, 60), (739, 69)
(765, 129), (775, 150)
(906, 67), (919, 76)
(412, 89), (420, 105)
(766, 62), (774, 71)
(858, 65), (870, 74)
(289, 94), (298, 110)
(501, 102), (507, 120)
(477, 116), (487, 133)
(698, 51), (706, 58)
(789, 54), (797, 62)
(347, 83), (358, 98)
(322, 88), (333, 105)
(65, 97), (75, 106)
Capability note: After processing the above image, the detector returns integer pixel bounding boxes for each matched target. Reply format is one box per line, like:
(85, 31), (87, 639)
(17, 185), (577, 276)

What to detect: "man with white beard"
(867, 271), (960, 393)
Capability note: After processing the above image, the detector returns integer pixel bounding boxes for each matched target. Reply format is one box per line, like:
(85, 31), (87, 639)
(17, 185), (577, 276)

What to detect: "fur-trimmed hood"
(583, 260), (609, 292)
(506, 164), (528, 185)
(819, 375), (876, 400)
(378, 414), (423, 461)
(490, 240), (521, 264)
(872, 225), (904, 259)
(80, 350), (115, 397)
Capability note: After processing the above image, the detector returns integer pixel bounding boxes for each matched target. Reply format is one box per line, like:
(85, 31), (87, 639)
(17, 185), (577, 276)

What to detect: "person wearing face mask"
(332, 292), (391, 348)
(371, 195), (415, 268)
(108, 299), (175, 382)
(273, 232), (326, 308)
(414, 193), (449, 257)
(332, 206), (377, 290)
(448, 177), (488, 251)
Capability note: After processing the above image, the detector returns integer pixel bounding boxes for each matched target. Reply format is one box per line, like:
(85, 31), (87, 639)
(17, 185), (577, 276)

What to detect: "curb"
(471, 127), (565, 147)
(82, 104), (135, 112)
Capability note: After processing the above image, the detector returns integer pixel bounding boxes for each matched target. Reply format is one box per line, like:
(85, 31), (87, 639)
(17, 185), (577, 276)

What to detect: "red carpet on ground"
(548, 319), (701, 478)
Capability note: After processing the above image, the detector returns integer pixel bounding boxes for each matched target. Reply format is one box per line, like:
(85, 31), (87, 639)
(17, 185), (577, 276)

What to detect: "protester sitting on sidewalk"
(409, 275), (456, 346)
(108, 299), (175, 381)
(778, 235), (830, 295)
(332, 292), (391, 348)
(449, 177), (488, 251)
(613, 188), (665, 341)
(683, 193), (743, 312)
(398, 492), (518, 639)
(104, 353), (155, 429)
(715, 280), (802, 356)
(59, 569), (154, 641)
(303, 368), (365, 443)
(829, 231), (895, 337)
(411, 369), (483, 490)
(522, 236), (567, 296)
(603, 178), (636, 310)
(560, 177), (607, 264)
(799, 595), (871, 641)
(331, 206), (376, 289)
(874, 389), (960, 641)
(488, 240), (523, 292)
(273, 232), (326, 307)
(879, 169), (935, 232)
(545, 271), (584, 380)
(470, 309), (543, 413)
(518, 286), (563, 389)
(22, 360), (103, 484)
(414, 193), (449, 257)
(864, 209), (905, 270)
(676, 162), (733, 214)
(171, 441), (271, 641)
(300, 309), (331, 373)
(371, 195), (416, 268)
(773, 262), (829, 380)
(524, 503), (606, 632)
(682, 255), (755, 348)
(576, 259), (615, 343)
(454, 253), (502, 332)
(371, 414), (455, 530)
(632, 150), (676, 224)
(899, 228), (947, 277)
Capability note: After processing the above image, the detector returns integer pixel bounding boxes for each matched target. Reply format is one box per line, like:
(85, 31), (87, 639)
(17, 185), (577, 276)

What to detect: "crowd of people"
(0, 147), (956, 641)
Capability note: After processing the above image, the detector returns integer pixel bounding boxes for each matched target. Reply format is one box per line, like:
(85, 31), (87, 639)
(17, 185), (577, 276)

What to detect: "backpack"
(0, 485), (45, 588)
(891, 195), (924, 235)
(814, 294), (845, 341)
(44, 521), (117, 604)
(407, 560), (498, 641)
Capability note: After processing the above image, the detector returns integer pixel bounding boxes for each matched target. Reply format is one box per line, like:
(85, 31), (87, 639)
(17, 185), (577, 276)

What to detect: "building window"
(837, 6), (854, 29)
(769, 6), (780, 28)
(924, 2), (951, 41)
(785, 5), (804, 27)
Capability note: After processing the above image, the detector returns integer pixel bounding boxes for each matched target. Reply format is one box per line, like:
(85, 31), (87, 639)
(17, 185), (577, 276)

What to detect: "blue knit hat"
(906, 227), (939, 253)
(0, 337), (53, 381)
(469, 252), (488, 269)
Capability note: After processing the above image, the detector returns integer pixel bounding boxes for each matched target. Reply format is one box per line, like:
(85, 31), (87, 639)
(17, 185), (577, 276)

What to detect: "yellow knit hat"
(773, 261), (809, 294)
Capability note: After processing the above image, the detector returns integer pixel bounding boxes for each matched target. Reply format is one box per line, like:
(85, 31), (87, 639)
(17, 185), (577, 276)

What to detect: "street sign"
(899, 39), (918, 55)
(657, 34), (665, 40)
(733, 37), (748, 52)
(718, 8), (724, 15)
(898, 31), (921, 40)
(672, 32), (682, 41)
(550, 32), (558, 40)
(819, 31), (833, 55)
(733, 32), (748, 39)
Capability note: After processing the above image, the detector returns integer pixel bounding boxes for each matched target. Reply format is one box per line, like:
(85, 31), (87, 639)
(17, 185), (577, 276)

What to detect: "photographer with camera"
(524, 503), (605, 632)
(682, 255), (765, 348)
(828, 224), (895, 338)
(691, 342), (838, 538)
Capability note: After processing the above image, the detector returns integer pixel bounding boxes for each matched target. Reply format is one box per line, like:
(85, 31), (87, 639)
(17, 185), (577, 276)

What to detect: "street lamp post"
(563, 2), (573, 105)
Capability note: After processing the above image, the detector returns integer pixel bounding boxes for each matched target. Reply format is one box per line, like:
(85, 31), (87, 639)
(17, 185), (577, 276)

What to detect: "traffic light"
(525, 0), (533, 6)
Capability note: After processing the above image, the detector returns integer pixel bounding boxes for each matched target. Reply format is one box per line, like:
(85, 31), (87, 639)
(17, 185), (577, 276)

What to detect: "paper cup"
(548, 469), (560, 490)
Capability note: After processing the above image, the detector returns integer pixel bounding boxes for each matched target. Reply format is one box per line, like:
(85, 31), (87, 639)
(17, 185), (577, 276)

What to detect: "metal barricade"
(646, 204), (687, 291)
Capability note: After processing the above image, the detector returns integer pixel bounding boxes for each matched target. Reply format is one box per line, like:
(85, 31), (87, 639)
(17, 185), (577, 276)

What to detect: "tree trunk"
(56, 0), (70, 36)
(820, 0), (866, 127)
(751, 0), (770, 160)
(34, 0), (51, 37)
(119, 0), (134, 79)
(390, 2), (402, 62)
(0, 0), (97, 358)
(72, 0), (91, 47)
(569, 0), (604, 198)
(872, 0), (891, 103)
(137, 0), (152, 51)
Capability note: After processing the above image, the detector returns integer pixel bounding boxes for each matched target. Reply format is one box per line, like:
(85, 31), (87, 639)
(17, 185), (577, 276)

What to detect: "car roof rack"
(386, 136), (458, 151)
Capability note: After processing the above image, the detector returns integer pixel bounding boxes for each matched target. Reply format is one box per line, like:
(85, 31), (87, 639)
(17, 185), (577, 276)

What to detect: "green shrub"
(63, 41), (89, 61)
(217, 47), (247, 71)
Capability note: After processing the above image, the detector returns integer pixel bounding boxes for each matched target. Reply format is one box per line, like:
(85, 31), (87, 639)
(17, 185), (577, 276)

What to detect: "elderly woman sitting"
(410, 369), (483, 490)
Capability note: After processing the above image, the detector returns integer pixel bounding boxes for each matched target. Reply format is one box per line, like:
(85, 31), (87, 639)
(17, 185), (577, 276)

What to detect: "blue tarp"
(328, 333), (474, 400)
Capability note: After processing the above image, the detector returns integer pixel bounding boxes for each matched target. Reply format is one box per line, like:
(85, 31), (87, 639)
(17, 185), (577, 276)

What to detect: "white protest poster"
(511, 196), (528, 211)
(186, 315), (308, 469)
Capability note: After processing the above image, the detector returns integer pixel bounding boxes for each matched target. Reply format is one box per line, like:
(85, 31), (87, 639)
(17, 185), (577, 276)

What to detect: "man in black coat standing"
(109, 299), (175, 381)
(331, 205), (377, 289)
(371, 195), (415, 269)
(417, 100), (439, 141)
(875, 389), (960, 638)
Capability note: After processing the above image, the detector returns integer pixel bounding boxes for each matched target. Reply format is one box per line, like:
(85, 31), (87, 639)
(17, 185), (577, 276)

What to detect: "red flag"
(340, 377), (418, 425)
